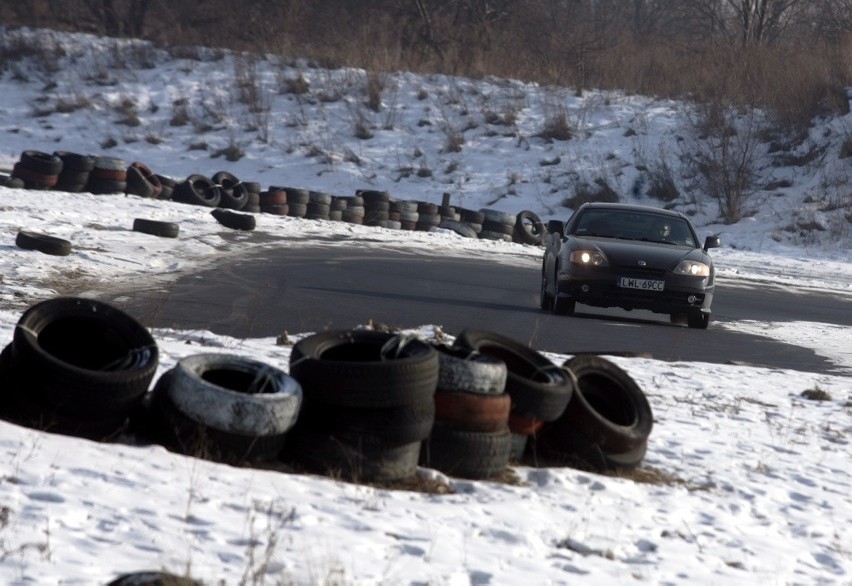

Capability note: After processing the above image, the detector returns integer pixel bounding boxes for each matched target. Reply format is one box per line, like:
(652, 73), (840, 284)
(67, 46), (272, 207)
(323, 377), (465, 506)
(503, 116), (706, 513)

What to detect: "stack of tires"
(306, 190), (332, 221)
(513, 210), (546, 246)
(285, 188), (309, 218)
(141, 354), (303, 465)
(259, 186), (289, 216)
(10, 150), (62, 190)
(479, 208), (517, 242)
(0, 297), (159, 440)
(419, 345), (512, 479)
(359, 190), (391, 228)
(341, 194), (366, 224)
(285, 330), (439, 482)
(87, 156), (128, 194)
(416, 201), (442, 231)
(451, 329), (576, 460)
(55, 151), (95, 192)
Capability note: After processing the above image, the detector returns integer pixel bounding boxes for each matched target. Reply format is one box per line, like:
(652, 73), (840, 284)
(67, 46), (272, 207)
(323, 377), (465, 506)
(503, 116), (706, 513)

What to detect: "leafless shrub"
(211, 138), (245, 162)
(365, 71), (384, 112)
(170, 98), (191, 127)
(682, 101), (769, 224)
(114, 95), (141, 127)
(537, 105), (573, 142)
(280, 71), (310, 95)
(561, 177), (620, 209)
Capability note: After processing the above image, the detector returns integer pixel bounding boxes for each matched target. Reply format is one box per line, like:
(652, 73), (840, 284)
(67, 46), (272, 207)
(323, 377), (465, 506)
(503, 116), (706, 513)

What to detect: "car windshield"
(571, 209), (697, 247)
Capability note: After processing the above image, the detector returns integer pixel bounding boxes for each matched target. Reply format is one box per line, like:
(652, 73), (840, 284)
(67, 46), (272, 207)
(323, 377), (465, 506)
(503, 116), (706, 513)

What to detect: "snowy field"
(0, 27), (850, 584)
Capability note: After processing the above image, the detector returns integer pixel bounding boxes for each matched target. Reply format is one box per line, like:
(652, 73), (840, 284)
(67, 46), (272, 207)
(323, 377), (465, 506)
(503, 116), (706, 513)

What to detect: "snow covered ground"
(0, 27), (850, 584)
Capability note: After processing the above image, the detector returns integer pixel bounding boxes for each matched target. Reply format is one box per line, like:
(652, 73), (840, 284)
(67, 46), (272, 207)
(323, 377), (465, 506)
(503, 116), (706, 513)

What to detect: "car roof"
(576, 202), (688, 220)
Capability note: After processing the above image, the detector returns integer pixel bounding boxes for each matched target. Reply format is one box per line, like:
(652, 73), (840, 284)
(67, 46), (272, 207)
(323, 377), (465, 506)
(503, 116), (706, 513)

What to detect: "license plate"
(617, 277), (665, 291)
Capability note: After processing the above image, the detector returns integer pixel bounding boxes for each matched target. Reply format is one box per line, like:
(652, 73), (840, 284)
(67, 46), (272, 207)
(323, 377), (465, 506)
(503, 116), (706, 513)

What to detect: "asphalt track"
(101, 245), (852, 376)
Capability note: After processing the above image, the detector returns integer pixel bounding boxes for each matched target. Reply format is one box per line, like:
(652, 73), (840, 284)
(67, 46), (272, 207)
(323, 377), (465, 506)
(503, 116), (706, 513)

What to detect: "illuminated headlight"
(674, 260), (711, 277)
(569, 250), (608, 266)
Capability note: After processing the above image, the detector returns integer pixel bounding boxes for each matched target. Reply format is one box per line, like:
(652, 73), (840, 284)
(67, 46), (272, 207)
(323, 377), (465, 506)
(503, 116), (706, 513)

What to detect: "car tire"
(433, 389), (511, 433)
(210, 208), (256, 231)
(687, 311), (710, 329)
(6, 297), (158, 439)
(530, 354), (653, 472)
(540, 267), (553, 311)
(15, 230), (72, 256)
(289, 330), (439, 408)
(452, 329), (574, 422)
(433, 344), (507, 395)
(419, 423), (511, 480)
(552, 293), (576, 315)
(132, 218), (180, 238)
(514, 210), (545, 246)
(167, 353), (303, 437)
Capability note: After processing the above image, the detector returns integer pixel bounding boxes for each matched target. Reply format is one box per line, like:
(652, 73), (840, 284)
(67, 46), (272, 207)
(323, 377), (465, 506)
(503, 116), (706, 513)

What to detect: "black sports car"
(540, 202), (721, 329)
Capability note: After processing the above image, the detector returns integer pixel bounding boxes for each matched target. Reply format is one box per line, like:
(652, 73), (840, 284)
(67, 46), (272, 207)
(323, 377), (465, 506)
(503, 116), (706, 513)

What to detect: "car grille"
(613, 265), (667, 279)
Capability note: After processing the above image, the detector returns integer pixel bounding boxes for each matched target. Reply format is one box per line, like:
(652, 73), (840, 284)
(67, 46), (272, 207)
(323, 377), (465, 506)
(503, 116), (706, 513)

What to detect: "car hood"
(568, 236), (709, 269)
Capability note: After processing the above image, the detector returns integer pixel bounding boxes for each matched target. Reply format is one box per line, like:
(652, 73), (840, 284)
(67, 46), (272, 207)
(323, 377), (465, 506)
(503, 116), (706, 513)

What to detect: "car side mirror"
(546, 220), (564, 235)
(703, 235), (721, 251)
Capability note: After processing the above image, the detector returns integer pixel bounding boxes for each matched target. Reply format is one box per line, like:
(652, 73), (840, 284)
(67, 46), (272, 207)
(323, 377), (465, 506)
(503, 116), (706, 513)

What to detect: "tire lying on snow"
(0, 297), (158, 440)
(530, 354), (653, 472)
(15, 230), (72, 256)
(148, 354), (302, 464)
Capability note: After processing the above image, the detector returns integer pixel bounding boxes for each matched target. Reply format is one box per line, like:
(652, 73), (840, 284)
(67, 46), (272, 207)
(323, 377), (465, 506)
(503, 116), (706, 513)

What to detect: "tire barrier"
(3, 150), (550, 247)
(0, 297), (158, 440)
(0, 293), (654, 479)
(210, 208), (256, 231)
(284, 329), (439, 482)
(529, 355), (653, 473)
(143, 354), (302, 465)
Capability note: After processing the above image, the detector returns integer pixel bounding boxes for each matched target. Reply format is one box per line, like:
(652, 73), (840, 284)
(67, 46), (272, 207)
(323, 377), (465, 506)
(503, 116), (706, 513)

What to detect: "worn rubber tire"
(15, 230), (72, 256)
(20, 150), (63, 175)
(452, 329), (574, 422)
(107, 570), (202, 586)
(167, 353), (302, 436)
(433, 389), (511, 432)
(173, 175), (221, 207)
(212, 171), (248, 210)
(132, 218), (180, 238)
(532, 354), (653, 472)
(210, 208), (256, 231)
(9, 297), (158, 439)
(433, 344), (507, 394)
(54, 151), (95, 172)
(514, 210), (545, 246)
(125, 162), (163, 199)
(289, 330), (439, 409)
(438, 219), (479, 239)
(297, 396), (435, 444)
(420, 423), (511, 480)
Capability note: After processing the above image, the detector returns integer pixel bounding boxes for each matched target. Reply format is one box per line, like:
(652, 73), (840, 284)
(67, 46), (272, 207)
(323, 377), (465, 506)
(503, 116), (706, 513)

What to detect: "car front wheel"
(552, 293), (576, 316)
(687, 311), (710, 329)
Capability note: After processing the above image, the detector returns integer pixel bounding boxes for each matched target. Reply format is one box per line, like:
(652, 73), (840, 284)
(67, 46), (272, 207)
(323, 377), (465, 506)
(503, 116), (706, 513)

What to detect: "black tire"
(514, 210), (545, 246)
(53, 151), (95, 172)
(420, 424), (511, 480)
(107, 571), (202, 586)
(20, 150), (63, 175)
(287, 202), (307, 218)
(482, 219), (515, 236)
(210, 208), (256, 231)
(212, 171), (248, 210)
(289, 330), (439, 408)
(297, 396), (435, 445)
(87, 177), (127, 195)
(480, 208), (516, 225)
(452, 329), (574, 422)
(173, 175), (221, 207)
(155, 174), (177, 200)
(15, 230), (72, 256)
(132, 218), (180, 238)
(438, 219), (478, 239)
(433, 344), (507, 394)
(11, 162), (58, 189)
(8, 297), (158, 439)
(125, 162), (163, 199)
(540, 264), (553, 311)
(478, 229), (513, 242)
(261, 204), (290, 216)
(687, 310), (711, 329)
(531, 355), (653, 471)
(552, 292), (576, 316)
(284, 188), (310, 204)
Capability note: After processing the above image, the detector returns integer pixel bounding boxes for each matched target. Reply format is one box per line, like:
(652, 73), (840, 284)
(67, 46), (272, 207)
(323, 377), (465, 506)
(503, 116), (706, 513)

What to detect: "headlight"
(569, 250), (608, 266)
(674, 260), (711, 277)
